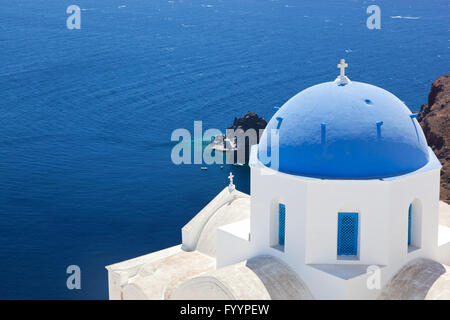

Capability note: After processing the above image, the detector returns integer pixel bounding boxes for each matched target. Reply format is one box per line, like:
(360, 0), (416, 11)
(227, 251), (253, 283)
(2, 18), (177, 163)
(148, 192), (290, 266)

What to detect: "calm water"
(0, 0), (448, 299)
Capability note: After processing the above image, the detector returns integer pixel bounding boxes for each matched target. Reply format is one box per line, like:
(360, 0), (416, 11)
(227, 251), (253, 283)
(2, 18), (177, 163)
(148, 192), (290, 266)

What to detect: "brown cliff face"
(418, 74), (450, 204)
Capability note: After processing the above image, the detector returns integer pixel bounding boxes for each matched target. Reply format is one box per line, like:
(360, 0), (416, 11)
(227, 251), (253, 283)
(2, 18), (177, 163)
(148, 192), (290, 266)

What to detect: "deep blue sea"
(0, 0), (449, 299)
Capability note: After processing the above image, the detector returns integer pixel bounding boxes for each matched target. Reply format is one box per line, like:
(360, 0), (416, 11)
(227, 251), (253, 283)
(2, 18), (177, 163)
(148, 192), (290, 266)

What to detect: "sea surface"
(0, 0), (449, 299)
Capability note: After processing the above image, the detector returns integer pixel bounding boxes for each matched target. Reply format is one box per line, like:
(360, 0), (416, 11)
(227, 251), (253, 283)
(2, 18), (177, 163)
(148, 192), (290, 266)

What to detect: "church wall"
(300, 265), (347, 299)
(344, 270), (383, 300)
(304, 179), (389, 266)
(216, 220), (253, 269)
(250, 166), (308, 265)
(384, 167), (441, 284)
(438, 241), (450, 265)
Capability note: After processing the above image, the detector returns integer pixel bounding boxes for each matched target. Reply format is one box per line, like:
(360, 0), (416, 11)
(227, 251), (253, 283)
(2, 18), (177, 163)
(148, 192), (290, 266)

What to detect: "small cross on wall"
(337, 59), (348, 77)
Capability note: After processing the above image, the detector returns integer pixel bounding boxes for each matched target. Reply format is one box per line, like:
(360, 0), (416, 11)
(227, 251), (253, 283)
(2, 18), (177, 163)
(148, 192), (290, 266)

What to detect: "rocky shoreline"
(418, 74), (450, 204)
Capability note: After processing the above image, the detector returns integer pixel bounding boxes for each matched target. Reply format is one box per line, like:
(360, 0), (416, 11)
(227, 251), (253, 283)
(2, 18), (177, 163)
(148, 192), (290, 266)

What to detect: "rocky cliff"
(418, 74), (450, 204)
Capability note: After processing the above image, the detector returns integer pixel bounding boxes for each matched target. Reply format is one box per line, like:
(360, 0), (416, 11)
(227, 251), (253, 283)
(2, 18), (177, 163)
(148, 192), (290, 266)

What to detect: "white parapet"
(105, 245), (182, 300)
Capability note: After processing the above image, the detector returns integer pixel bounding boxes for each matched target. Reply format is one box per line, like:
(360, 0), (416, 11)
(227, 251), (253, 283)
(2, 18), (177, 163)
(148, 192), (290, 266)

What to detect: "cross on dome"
(228, 172), (234, 186)
(335, 59), (351, 85)
(337, 59), (348, 77)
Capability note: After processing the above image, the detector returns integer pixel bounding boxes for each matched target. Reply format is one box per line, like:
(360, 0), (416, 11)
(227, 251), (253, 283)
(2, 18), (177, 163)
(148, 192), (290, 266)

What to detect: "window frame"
(337, 212), (359, 257)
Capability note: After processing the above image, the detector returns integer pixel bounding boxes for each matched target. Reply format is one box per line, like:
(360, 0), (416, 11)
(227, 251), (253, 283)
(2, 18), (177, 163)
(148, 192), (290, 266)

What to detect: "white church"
(106, 60), (450, 300)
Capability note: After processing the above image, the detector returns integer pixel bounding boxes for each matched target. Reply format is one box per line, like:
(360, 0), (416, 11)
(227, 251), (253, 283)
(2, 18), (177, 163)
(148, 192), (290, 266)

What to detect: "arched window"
(408, 200), (422, 251)
(278, 203), (286, 246)
(408, 204), (412, 246)
(270, 199), (285, 251)
(404, 199), (422, 252)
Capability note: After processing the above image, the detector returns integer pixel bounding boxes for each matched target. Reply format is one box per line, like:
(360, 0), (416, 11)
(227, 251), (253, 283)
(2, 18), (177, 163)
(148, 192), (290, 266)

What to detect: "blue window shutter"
(279, 203), (286, 246)
(408, 204), (412, 246)
(337, 212), (358, 255)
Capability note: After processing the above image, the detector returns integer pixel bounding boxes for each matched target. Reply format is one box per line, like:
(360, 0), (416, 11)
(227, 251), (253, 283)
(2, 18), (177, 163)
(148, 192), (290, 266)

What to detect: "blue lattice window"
(278, 203), (286, 246)
(408, 204), (412, 246)
(337, 212), (358, 256)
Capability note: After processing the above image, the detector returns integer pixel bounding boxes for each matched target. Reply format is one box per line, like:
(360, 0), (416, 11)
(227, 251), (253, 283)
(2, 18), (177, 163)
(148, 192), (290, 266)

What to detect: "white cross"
(337, 59), (348, 77)
(228, 172), (234, 186)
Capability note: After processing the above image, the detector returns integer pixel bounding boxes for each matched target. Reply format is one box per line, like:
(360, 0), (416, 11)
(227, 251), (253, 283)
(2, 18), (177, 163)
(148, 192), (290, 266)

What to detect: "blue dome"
(258, 81), (430, 179)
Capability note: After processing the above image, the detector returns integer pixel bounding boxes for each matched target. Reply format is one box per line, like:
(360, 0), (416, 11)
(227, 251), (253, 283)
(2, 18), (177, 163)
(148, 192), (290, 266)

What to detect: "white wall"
(216, 220), (252, 268)
(384, 168), (441, 283)
(305, 178), (390, 266)
(250, 166), (308, 263)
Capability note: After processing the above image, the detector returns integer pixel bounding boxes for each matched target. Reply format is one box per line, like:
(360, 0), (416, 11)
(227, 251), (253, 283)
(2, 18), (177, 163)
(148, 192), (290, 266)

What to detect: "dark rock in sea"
(212, 112), (267, 164)
(228, 111), (268, 133)
(418, 74), (450, 204)
(229, 112), (267, 164)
